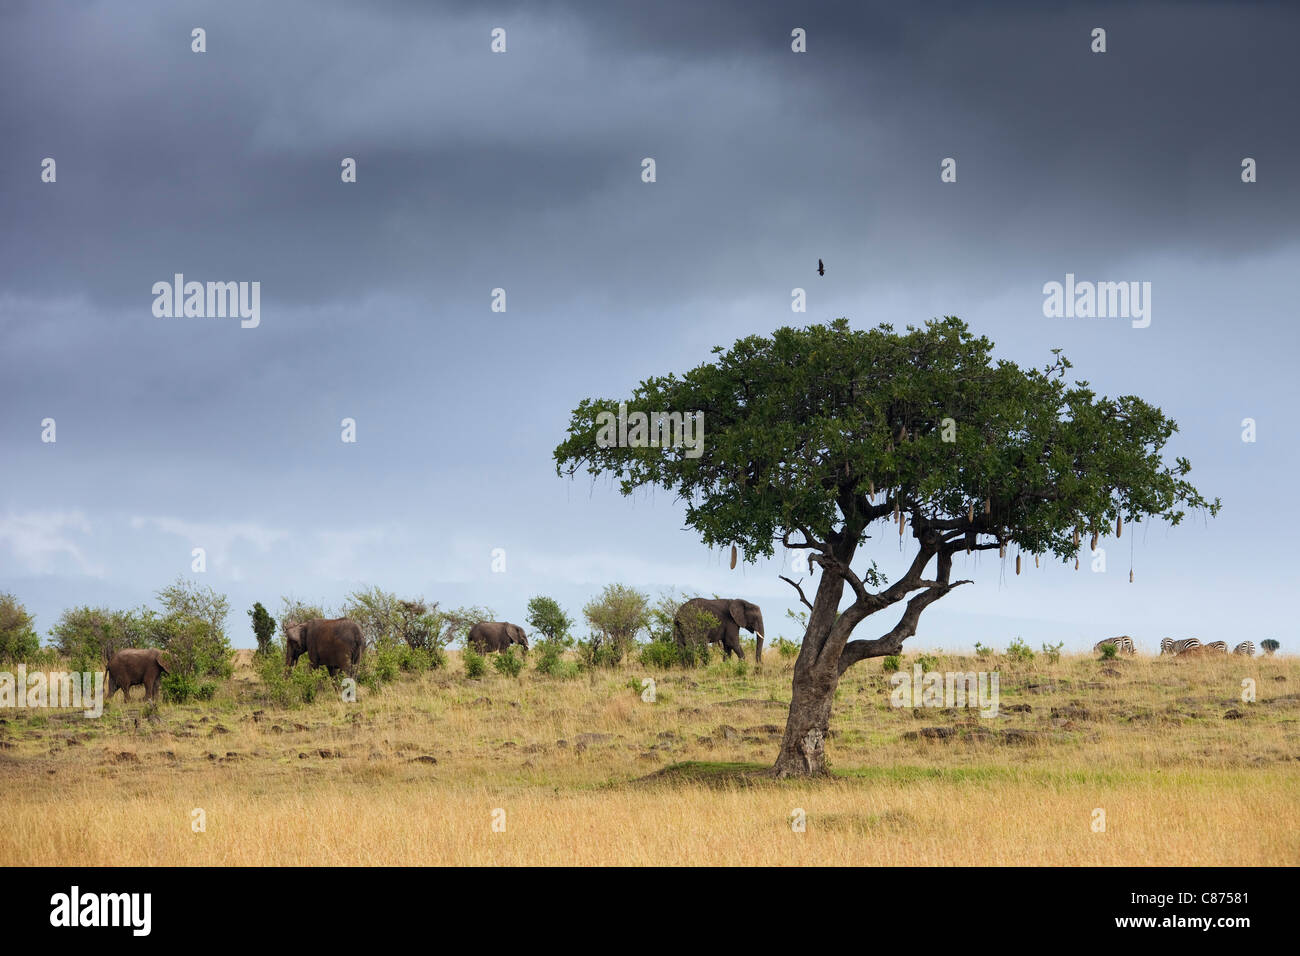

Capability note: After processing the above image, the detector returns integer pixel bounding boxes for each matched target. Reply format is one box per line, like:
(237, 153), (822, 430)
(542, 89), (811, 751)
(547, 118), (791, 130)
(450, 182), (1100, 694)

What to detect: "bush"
(882, 654), (902, 673)
(533, 640), (579, 678)
(0, 593), (41, 663)
(248, 602), (276, 656)
(49, 606), (157, 674)
(915, 653), (939, 672)
(526, 596), (575, 645)
(154, 579), (232, 677)
(577, 637), (624, 669)
(370, 643), (402, 684)
(1041, 641), (1064, 664)
(463, 647), (487, 679)
(255, 652), (340, 706)
(776, 637), (801, 659)
(639, 640), (679, 669)
(493, 648), (524, 678)
(290, 659), (335, 704)
(1261, 639), (1280, 656)
(1005, 637), (1034, 663)
(152, 611), (233, 680)
(974, 642), (994, 660)
(341, 586), (403, 647)
(161, 672), (199, 703)
(1098, 642), (1118, 661)
(583, 583), (650, 661)
(160, 672), (218, 703)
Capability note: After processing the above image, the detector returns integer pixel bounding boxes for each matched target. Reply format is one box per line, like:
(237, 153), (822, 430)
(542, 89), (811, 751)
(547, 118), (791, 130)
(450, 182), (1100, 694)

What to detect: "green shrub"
(1005, 637), (1034, 663)
(1041, 641), (1064, 664)
(247, 602), (276, 656)
(255, 652), (337, 706)
(915, 653), (939, 672)
(533, 639), (563, 675)
(161, 672), (199, 703)
(526, 596), (575, 645)
(533, 640), (580, 678)
(493, 648), (524, 678)
(577, 636), (625, 669)
(974, 642), (994, 659)
(49, 606), (156, 674)
(290, 659), (334, 703)
(1261, 639), (1280, 656)
(776, 637), (800, 659)
(0, 593), (41, 663)
(463, 647), (487, 679)
(583, 584), (650, 661)
(639, 640), (680, 669)
(882, 654), (902, 673)
(370, 643), (402, 684)
(1098, 642), (1118, 661)
(154, 578), (233, 678)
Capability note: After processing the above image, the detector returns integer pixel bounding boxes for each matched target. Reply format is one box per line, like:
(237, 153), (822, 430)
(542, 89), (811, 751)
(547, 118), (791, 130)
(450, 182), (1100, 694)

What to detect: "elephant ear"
(157, 650), (173, 673)
(727, 600), (747, 629)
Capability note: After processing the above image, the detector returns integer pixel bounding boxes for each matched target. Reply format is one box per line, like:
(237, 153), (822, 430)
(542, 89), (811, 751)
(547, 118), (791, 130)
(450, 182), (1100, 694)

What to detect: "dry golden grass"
(1, 649), (1296, 865)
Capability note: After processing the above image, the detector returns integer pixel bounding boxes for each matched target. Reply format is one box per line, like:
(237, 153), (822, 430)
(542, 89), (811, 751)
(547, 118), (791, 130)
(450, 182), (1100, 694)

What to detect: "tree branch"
(778, 575), (815, 612)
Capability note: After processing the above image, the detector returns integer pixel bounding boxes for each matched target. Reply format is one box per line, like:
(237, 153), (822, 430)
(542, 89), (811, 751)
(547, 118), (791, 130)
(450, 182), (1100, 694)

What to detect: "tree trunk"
(770, 565), (846, 777)
(770, 666), (838, 777)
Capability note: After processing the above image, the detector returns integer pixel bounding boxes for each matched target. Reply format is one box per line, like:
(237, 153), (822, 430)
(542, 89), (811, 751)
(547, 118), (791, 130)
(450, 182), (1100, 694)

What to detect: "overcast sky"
(2, 0), (1296, 653)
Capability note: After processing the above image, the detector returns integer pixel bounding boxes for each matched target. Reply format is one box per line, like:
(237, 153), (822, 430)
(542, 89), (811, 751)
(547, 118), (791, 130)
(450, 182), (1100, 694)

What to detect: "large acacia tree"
(554, 318), (1218, 777)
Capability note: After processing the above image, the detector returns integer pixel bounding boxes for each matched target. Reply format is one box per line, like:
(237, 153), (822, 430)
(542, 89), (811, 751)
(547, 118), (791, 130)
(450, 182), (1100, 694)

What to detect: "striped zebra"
(1094, 636), (1135, 656)
(1233, 641), (1255, 656)
(1160, 637), (1202, 655)
(1203, 641), (1228, 654)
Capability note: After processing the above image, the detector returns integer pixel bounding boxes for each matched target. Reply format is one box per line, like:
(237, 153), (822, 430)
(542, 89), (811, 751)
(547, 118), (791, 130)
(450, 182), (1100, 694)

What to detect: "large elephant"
(285, 618), (364, 677)
(105, 648), (171, 702)
(674, 598), (765, 662)
(467, 621), (529, 655)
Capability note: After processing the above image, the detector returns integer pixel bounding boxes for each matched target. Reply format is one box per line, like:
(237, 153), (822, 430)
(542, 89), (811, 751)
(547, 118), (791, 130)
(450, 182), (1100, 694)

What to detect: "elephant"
(285, 618), (364, 677)
(673, 598), (765, 662)
(105, 648), (171, 702)
(467, 621), (529, 655)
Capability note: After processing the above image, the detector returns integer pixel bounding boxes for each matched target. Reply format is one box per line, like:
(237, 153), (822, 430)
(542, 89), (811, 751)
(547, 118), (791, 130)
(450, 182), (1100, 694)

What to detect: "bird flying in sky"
(817, 258), (825, 276)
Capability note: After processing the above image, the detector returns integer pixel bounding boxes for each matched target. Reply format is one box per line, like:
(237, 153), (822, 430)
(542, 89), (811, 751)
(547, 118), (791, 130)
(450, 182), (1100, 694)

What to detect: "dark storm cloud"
(3, 0), (1295, 317)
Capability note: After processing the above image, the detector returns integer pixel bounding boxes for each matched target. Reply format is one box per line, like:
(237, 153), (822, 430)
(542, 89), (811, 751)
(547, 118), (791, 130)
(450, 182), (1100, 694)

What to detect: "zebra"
(1233, 641), (1255, 656)
(1094, 636), (1135, 656)
(1160, 637), (1201, 655)
(1203, 641), (1228, 654)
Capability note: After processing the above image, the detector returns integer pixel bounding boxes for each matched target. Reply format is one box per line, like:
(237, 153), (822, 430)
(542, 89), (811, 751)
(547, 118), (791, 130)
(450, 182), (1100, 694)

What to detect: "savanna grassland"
(1, 649), (1297, 866)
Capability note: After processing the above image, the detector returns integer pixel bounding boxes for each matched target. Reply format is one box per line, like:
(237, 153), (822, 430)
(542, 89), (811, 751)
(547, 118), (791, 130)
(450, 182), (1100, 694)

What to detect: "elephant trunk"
(755, 633), (764, 667)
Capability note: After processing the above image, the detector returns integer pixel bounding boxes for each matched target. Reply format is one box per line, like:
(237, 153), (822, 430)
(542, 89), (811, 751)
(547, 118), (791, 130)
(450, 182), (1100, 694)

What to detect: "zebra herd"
(1157, 637), (1254, 657)
(1090, 636), (1256, 656)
